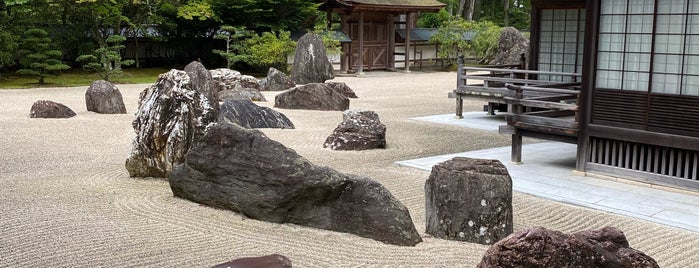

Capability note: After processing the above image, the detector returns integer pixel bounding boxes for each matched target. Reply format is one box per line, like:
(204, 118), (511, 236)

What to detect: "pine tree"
(77, 35), (135, 81)
(16, 29), (70, 84)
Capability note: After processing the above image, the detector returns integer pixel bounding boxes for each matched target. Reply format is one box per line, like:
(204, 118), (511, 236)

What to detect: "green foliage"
(16, 28), (70, 84)
(244, 30), (296, 71)
(0, 9), (16, 70)
(210, 0), (320, 31)
(417, 9), (451, 28)
(212, 26), (252, 69)
(470, 21), (503, 64)
(77, 35), (135, 81)
(430, 18), (502, 66)
(313, 16), (341, 56)
(177, 1), (217, 21)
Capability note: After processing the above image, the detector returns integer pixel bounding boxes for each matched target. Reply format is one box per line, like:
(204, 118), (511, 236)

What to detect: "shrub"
(76, 35), (135, 81)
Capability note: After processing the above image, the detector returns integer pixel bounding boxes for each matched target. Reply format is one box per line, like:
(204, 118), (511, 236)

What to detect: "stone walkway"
(397, 112), (699, 233)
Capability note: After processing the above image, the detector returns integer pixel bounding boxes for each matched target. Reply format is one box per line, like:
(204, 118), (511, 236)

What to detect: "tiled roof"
(348, 0), (446, 7)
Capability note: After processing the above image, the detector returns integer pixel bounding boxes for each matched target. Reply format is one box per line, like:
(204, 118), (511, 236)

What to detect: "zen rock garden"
(26, 34), (658, 264)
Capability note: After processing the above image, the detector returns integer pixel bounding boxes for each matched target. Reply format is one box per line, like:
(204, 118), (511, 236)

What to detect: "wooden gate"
(349, 22), (388, 71)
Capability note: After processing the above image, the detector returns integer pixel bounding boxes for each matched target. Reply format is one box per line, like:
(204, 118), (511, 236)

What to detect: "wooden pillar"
(388, 14), (395, 69)
(340, 13), (348, 72)
(511, 89), (524, 164)
(405, 12), (412, 72)
(358, 11), (365, 75)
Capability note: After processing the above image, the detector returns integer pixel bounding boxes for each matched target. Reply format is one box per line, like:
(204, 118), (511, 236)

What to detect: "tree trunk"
(457, 0), (467, 19)
(503, 0), (510, 26)
(467, 0), (477, 21)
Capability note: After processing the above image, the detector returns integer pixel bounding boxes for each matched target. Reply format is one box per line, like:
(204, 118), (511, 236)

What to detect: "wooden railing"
(500, 83), (581, 163)
(453, 58), (581, 117)
(453, 57), (583, 163)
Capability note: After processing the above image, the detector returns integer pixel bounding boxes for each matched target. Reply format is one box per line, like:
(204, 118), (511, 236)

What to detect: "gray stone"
(274, 83), (349, 111)
(210, 68), (265, 102)
(478, 226), (660, 268)
(492, 27), (529, 66)
(169, 122), (422, 246)
(260, 67), (295, 91)
(125, 68), (218, 178)
(29, 100), (76, 118)
(325, 81), (357, 98)
(219, 99), (294, 129)
(85, 80), (127, 114)
(211, 254), (292, 268)
(324, 110), (385, 150)
(425, 157), (512, 245)
(290, 33), (334, 84)
(218, 84), (267, 102)
(185, 61), (220, 112)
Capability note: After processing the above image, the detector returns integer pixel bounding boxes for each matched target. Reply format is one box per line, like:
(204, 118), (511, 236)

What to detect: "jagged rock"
(260, 67), (295, 91)
(425, 157), (512, 245)
(209, 68), (242, 82)
(325, 81), (357, 98)
(323, 110), (385, 150)
(492, 27), (529, 66)
(29, 100), (76, 118)
(169, 122), (422, 246)
(125, 67), (218, 178)
(85, 80), (127, 114)
(274, 83), (349, 111)
(185, 61), (220, 112)
(219, 99), (294, 129)
(290, 33), (334, 84)
(210, 68), (265, 102)
(478, 226), (660, 268)
(212, 254), (292, 268)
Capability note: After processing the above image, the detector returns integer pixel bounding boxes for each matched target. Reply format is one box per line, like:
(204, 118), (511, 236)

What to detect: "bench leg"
(455, 96), (463, 119)
(511, 132), (522, 164)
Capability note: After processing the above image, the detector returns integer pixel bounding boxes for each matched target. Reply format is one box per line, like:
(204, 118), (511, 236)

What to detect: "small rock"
(85, 80), (127, 114)
(211, 254), (292, 268)
(477, 226), (660, 268)
(324, 110), (385, 150)
(425, 157), (512, 245)
(29, 100), (76, 118)
(260, 67), (295, 91)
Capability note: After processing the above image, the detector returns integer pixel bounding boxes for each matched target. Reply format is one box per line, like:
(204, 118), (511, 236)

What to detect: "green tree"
(245, 30), (296, 71)
(430, 18), (502, 66)
(0, 3), (16, 71)
(76, 35), (135, 81)
(212, 26), (251, 69)
(16, 28), (70, 84)
(210, 0), (319, 31)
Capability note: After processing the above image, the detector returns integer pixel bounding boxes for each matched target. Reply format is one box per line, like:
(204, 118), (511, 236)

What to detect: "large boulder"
(85, 80), (127, 114)
(325, 81), (358, 98)
(260, 67), (295, 91)
(478, 226), (660, 268)
(219, 99), (294, 129)
(210, 68), (265, 102)
(29, 100), (76, 118)
(125, 67), (219, 178)
(169, 122), (422, 246)
(425, 157), (512, 245)
(212, 254), (292, 268)
(274, 83), (349, 111)
(290, 33), (334, 84)
(323, 110), (385, 150)
(492, 27), (529, 66)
